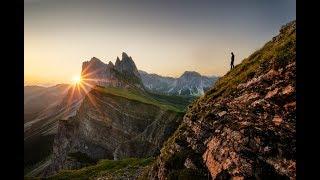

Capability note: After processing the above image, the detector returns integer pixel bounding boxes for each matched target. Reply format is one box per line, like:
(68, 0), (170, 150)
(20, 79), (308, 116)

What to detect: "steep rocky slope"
(139, 70), (218, 96)
(145, 21), (296, 179)
(42, 86), (185, 177)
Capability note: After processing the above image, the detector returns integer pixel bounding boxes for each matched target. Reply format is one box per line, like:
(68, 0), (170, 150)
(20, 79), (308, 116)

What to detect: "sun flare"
(72, 75), (82, 84)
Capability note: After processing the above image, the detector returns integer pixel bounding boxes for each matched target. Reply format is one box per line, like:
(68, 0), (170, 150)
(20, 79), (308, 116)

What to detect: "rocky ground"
(146, 21), (296, 180)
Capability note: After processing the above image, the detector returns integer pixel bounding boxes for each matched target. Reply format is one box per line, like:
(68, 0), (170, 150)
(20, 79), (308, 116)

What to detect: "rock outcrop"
(146, 20), (296, 179)
(81, 52), (144, 90)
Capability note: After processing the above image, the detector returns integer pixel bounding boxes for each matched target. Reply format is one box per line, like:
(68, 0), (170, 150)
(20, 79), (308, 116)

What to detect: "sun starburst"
(72, 75), (82, 84)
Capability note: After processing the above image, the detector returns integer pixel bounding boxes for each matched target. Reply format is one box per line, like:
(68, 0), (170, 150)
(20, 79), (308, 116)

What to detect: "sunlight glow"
(72, 75), (82, 84)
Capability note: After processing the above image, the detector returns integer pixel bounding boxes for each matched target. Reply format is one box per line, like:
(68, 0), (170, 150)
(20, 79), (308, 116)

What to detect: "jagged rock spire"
(107, 61), (114, 69)
(80, 53), (143, 90)
(122, 52), (129, 60)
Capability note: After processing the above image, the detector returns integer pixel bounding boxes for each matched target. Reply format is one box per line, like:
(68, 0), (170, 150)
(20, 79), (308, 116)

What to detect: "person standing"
(230, 52), (235, 70)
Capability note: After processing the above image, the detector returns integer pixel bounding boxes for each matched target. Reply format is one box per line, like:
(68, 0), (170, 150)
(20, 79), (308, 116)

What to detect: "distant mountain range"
(80, 52), (218, 96)
(139, 70), (219, 96)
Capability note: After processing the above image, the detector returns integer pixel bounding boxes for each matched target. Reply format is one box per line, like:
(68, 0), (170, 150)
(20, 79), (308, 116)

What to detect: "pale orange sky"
(24, 0), (295, 86)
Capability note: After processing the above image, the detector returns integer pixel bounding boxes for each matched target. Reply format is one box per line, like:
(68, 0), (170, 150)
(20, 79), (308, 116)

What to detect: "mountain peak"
(180, 71), (201, 78)
(121, 52), (129, 60)
(81, 53), (143, 90)
(90, 57), (102, 63)
(81, 57), (106, 76)
(139, 70), (217, 96)
(120, 52), (135, 65)
(115, 53), (140, 78)
(84, 57), (106, 68)
(107, 61), (114, 69)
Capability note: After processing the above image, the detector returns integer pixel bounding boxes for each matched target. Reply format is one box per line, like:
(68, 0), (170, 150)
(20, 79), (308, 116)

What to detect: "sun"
(71, 75), (82, 84)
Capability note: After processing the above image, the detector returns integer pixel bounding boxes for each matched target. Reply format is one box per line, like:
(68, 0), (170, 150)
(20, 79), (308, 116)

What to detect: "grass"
(204, 21), (296, 100)
(147, 91), (194, 111)
(42, 157), (154, 180)
(94, 86), (188, 112)
(67, 152), (97, 165)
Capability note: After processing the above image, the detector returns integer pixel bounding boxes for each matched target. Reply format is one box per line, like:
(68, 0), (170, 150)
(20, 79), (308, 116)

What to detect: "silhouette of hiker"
(230, 52), (235, 70)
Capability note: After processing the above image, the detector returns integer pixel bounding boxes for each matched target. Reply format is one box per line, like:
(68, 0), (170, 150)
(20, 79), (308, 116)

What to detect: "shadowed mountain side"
(42, 86), (185, 176)
(24, 84), (87, 174)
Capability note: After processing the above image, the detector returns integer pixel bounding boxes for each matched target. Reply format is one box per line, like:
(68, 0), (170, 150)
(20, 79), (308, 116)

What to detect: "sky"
(24, 0), (296, 86)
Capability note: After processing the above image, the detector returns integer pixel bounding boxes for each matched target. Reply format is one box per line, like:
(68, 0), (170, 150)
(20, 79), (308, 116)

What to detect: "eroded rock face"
(43, 88), (184, 176)
(115, 52), (141, 78)
(147, 21), (295, 179)
(81, 53), (144, 90)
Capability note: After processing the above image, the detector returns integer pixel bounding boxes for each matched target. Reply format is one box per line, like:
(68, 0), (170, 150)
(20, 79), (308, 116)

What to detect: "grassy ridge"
(29, 158), (154, 180)
(95, 86), (189, 112)
(147, 91), (194, 111)
(204, 21), (296, 100)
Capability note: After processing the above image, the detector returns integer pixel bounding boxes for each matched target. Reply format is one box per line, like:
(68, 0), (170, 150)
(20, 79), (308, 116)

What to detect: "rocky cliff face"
(43, 86), (184, 176)
(82, 52), (144, 90)
(115, 52), (141, 78)
(139, 70), (218, 96)
(145, 21), (296, 179)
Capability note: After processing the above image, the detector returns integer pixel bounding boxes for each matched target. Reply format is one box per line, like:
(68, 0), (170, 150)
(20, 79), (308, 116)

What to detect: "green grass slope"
(95, 86), (190, 112)
(204, 21), (296, 100)
(25, 158), (154, 180)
